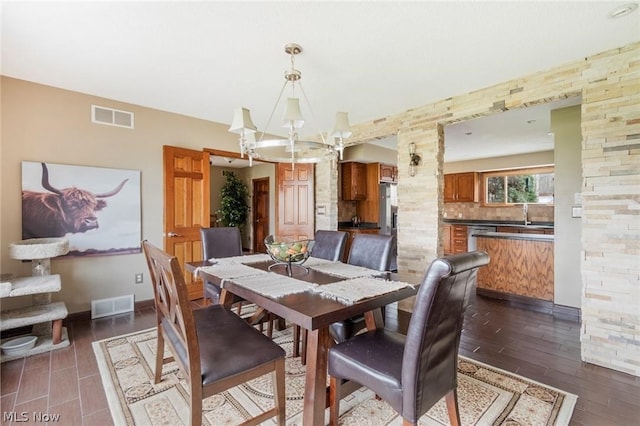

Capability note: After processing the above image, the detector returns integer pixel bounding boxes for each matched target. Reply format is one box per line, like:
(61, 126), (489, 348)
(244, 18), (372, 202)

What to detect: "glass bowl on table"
(264, 235), (315, 277)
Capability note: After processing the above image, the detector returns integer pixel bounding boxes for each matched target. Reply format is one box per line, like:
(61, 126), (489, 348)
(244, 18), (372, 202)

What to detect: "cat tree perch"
(1, 238), (70, 362)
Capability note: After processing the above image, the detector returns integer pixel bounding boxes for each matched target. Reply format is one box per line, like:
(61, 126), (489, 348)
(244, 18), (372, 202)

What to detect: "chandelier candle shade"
(229, 43), (351, 167)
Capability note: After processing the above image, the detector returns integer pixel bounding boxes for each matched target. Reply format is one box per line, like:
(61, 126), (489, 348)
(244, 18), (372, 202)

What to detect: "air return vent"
(91, 294), (134, 319)
(91, 105), (134, 129)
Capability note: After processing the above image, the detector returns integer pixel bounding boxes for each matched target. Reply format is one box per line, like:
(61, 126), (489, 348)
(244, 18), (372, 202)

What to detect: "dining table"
(187, 254), (417, 426)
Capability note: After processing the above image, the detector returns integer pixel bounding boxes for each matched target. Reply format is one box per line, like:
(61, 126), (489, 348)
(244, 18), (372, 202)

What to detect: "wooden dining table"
(187, 258), (416, 426)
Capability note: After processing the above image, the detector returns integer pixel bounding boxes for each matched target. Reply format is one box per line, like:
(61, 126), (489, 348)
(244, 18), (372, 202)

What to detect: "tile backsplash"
(443, 203), (554, 223)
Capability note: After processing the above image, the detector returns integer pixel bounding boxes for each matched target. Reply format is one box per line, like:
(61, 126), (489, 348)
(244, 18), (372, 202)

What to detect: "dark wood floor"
(1, 295), (638, 425)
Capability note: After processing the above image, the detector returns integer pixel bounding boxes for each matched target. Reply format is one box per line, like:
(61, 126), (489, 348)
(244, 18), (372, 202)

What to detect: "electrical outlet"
(135, 273), (143, 284)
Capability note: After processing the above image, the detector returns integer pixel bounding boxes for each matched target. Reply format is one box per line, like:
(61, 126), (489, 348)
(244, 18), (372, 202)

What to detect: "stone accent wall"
(314, 42), (639, 376)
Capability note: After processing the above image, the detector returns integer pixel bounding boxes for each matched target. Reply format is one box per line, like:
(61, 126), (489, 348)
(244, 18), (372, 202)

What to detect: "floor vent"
(91, 105), (134, 129)
(91, 294), (134, 319)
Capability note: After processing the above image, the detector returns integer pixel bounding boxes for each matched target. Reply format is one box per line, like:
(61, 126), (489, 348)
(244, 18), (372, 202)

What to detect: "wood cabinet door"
(163, 145), (210, 300)
(380, 164), (395, 182)
(456, 172), (478, 202)
(342, 162), (367, 200)
(443, 224), (452, 255)
(443, 174), (457, 202)
(277, 163), (314, 240)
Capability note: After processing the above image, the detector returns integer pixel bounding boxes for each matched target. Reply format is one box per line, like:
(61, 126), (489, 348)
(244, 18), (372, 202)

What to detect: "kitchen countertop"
(338, 222), (380, 230)
(473, 231), (554, 242)
(443, 219), (554, 229)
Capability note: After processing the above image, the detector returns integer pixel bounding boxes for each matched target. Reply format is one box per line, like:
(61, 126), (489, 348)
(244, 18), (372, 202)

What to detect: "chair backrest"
(200, 227), (242, 259)
(311, 230), (348, 262)
(347, 233), (395, 271)
(142, 240), (199, 387)
(401, 250), (490, 421)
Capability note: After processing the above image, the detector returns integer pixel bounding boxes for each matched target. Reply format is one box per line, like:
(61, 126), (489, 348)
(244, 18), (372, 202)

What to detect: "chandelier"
(229, 43), (352, 168)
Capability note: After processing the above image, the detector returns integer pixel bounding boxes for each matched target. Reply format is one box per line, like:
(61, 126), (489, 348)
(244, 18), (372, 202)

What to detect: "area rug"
(92, 326), (577, 426)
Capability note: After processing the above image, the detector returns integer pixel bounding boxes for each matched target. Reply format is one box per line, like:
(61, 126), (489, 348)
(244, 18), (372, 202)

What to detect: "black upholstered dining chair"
(310, 230), (348, 262)
(142, 241), (286, 426)
(200, 226), (279, 337)
(200, 227), (243, 306)
(328, 233), (396, 343)
(327, 251), (490, 426)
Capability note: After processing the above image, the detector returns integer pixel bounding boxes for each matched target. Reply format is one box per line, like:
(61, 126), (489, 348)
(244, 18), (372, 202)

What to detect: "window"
(483, 166), (554, 205)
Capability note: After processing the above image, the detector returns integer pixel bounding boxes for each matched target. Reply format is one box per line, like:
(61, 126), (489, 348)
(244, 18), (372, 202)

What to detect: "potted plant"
(216, 170), (249, 234)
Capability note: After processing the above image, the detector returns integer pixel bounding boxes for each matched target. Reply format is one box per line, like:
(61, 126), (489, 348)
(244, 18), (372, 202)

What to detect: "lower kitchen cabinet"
(443, 224), (467, 255)
(475, 235), (554, 302)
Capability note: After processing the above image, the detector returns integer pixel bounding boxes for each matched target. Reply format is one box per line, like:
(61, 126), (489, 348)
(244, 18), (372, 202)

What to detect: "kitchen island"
(475, 231), (554, 304)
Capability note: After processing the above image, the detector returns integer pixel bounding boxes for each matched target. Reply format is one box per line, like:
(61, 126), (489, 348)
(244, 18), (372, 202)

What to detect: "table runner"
(193, 262), (266, 280)
(311, 277), (413, 305)
(307, 262), (385, 279)
(208, 253), (272, 264)
(226, 272), (317, 298)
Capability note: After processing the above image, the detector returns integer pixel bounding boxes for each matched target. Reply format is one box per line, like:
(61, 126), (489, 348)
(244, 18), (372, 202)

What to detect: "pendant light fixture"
(229, 43), (351, 168)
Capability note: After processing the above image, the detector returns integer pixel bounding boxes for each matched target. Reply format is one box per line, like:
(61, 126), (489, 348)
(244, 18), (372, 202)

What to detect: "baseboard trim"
(476, 288), (580, 322)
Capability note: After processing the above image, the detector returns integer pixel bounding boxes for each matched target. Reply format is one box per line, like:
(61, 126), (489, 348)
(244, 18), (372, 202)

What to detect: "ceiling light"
(229, 43), (350, 168)
(608, 3), (638, 18)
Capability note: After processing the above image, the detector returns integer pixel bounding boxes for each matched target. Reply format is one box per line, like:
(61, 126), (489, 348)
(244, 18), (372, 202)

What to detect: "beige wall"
(551, 105), (582, 307)
(1, 77), (238, 313)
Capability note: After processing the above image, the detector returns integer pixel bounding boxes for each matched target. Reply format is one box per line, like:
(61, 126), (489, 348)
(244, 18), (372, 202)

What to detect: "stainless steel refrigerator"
(379, 183), (398, 271)
(379, 183), (398, 236)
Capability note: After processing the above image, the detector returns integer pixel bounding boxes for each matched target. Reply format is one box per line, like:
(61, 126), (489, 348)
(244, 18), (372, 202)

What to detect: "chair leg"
(267, 313), (275, 339)
(300, 329), (307, 365)
(293, 325), (301, 357)
(154, 330), (165, 384)
(445, 389), (461, 426)
(273, 358), (286, 426)
(329, 376), (341, 426)
(190, 386), (203, 426)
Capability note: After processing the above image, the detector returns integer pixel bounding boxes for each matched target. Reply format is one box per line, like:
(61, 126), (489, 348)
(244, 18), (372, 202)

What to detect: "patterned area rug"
(92, 326), (577, 425)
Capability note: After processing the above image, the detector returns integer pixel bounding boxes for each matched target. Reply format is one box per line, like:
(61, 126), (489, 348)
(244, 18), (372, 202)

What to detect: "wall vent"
(91, 105), (134, 129)
(91, 294), (134, 319)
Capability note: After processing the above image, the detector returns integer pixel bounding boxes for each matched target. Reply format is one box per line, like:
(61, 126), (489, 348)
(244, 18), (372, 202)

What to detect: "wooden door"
(163, 145), (210, 300)
(252, 177), (270, 253)
(277, 163), (314, 240)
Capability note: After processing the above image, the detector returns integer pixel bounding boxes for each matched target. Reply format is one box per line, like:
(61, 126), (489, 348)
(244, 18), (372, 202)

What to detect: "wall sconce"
(409, 142), (421, 177)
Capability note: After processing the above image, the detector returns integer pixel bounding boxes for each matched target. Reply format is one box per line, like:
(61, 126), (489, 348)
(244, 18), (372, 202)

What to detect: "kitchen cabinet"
(443, 224), (467, 255)
(476, 234), (554, 301)
(338, 227), (379, 262)
(356, 163), (382, 223)
(444, 172), (478, 203)
(379, 164), (397, 182)
(341, 162), (367, 200)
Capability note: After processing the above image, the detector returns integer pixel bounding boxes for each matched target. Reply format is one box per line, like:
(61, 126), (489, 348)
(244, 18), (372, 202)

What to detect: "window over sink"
(482, 166), (554, 205)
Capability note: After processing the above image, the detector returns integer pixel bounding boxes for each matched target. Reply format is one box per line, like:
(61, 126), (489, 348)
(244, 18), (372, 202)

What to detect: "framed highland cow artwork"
(21, 161), (142, 256)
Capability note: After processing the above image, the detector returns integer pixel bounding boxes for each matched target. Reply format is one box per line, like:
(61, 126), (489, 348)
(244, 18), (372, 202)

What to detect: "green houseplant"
(216, 170), (249, 232)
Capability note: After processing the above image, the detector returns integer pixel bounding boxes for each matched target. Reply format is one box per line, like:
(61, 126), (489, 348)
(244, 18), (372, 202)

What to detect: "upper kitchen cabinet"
(341, 162), (367, 200)
(444, 172), (479, 203)
(379, 163), (398, 182)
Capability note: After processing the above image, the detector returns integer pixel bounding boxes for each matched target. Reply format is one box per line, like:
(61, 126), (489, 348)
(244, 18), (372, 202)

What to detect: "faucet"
(522, 203), (530, 225)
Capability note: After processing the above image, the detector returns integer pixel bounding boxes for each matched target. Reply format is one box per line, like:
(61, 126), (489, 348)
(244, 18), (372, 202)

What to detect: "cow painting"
(22, 163), (129, 241)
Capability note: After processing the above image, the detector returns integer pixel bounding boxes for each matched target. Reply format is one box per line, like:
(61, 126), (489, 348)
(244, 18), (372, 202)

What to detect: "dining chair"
(293, 229), (348, 363)
(142, 240), (286, 426)
(328, 233), (396, 343)
(327, 251), (490, 426)
(200, 226), (243, 306)
(310, 230), (348, 261)
(200, 226), (279, 337)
